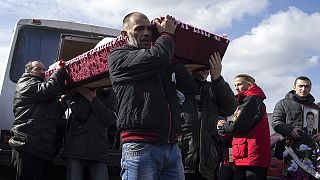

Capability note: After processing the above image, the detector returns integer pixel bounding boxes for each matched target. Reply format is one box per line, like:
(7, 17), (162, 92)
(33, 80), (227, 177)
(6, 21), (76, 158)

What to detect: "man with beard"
(107, 12), (198, 180)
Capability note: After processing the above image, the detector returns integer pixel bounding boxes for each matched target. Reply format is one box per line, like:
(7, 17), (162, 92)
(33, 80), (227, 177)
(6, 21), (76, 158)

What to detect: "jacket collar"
(285, 90), (315, 104)
(236, 83), (266, 102)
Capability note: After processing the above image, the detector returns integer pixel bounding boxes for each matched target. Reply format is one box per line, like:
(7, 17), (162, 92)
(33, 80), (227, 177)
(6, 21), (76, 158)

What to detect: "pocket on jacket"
(206, 142), (223, 169)
(70, 125), (88, 136)
(40, 118), (58, 137)
(63, 126), (89, 155)
(45, 127), (57, 135)
(40, 127), (58, 145)
(232, 138), (248, 158)
(65, 134), (88, 156)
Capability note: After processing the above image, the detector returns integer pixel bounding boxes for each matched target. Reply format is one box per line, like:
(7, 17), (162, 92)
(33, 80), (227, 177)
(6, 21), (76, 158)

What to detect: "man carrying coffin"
(9, 60), (68, 180)
(108, 12), (198, 180)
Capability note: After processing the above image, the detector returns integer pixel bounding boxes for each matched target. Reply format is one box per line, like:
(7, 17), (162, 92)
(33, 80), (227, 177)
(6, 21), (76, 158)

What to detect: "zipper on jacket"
(167, 104), (172, 143)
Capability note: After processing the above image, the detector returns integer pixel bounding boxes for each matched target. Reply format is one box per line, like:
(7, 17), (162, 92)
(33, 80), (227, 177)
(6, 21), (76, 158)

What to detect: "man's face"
(30, 61), (45, 78)
(306, 114), (315, 129)
(294, 79), (311, 97)
(125, 15), (152, 49)
(234, 77), (250, 94)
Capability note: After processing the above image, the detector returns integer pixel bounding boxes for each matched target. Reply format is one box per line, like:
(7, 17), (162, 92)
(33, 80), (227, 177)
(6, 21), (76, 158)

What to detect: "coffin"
(45, 18), (229, 88)
(45, 36), (127, 89)
(152, 18), (230, 71)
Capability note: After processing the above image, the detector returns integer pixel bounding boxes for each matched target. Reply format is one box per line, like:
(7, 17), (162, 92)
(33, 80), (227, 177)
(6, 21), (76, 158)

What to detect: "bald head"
(123, 12), (149, 31)
(25, 60), (45, 78)
(121, 12), (152, 48)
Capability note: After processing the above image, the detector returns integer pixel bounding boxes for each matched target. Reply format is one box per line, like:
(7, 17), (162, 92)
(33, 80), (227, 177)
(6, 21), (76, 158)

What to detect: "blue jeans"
(66, 158), (109, 180)
(121, 142), (184, 180)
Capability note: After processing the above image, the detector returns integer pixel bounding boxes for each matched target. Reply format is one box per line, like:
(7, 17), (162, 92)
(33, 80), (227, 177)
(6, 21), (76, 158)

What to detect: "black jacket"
(108, 34), (198, 144)
(181, 77), (237, 180)
(272, 90), (318, 136)
(10, 69), (68, 160)
(61, 89), (117, 163)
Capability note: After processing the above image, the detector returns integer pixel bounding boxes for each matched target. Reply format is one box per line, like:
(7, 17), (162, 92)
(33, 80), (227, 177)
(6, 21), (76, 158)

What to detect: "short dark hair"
(306, 111), (314, 118)
(25, 60), (34, 73)
(25, 60), (41, 73)
(294, 76), (312, 86)
(122, 12), (148, 30)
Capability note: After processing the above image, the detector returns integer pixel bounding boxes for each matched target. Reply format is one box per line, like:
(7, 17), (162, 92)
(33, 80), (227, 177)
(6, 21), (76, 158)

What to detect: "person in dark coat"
(61, 87), (117, 180)
(180, 54), (237, 180)
(272, 76), (319, 139)
(9, 60), (68, 180)
(272, 76), (320, 165)
(108, 12), (198, 180)
(218, 74), (271, 180)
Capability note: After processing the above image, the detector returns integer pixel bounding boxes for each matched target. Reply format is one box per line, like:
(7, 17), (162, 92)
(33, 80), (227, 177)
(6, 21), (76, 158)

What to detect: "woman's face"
(234, 77), (250, 94)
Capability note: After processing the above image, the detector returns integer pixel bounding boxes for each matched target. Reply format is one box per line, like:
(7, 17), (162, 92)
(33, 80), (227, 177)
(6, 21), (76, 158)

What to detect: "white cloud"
(0, 0), (61, 18)
(312, 84), (320, 105)
(0, 0), (269, 31)
(0, 27), (11, 90)
(222, 7), (320, 111)
(57, 0), (268, 31)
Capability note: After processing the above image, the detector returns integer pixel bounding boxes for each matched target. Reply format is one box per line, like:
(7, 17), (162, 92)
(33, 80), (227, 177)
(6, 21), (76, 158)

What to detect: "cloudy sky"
(0, 0), (319, 112)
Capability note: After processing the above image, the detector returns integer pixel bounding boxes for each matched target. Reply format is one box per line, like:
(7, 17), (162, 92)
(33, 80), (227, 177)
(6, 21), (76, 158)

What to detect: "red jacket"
(229, 84), (271, 167)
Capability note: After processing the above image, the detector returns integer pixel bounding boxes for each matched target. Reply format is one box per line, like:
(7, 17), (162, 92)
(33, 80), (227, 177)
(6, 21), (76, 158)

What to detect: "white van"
(0, 19), (121, 167)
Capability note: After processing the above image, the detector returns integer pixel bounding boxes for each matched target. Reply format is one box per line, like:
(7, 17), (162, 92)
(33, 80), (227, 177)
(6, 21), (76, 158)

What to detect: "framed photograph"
(302, 105), (320, 137)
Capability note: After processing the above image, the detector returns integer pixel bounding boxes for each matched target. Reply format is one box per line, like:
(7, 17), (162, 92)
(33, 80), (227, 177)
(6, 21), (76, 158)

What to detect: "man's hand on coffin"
(53, 61), (64, 70)
(75, 87), (97, 102)
(209, 52), (222, 80)
(154, 15), (177, 35)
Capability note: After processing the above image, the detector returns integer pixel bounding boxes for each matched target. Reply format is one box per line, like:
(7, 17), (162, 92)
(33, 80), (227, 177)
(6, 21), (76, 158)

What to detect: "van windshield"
(9, 26), (106, 83)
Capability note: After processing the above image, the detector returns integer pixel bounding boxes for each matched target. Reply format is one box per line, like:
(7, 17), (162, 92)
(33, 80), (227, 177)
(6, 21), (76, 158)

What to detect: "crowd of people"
(8, 11), (320, 180)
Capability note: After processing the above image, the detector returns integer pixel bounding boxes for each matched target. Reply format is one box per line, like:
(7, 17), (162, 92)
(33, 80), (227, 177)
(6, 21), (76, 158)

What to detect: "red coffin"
(45, 18), (229, 89)
(152, 18), (230, 71)
(45, 36), (127, 89)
